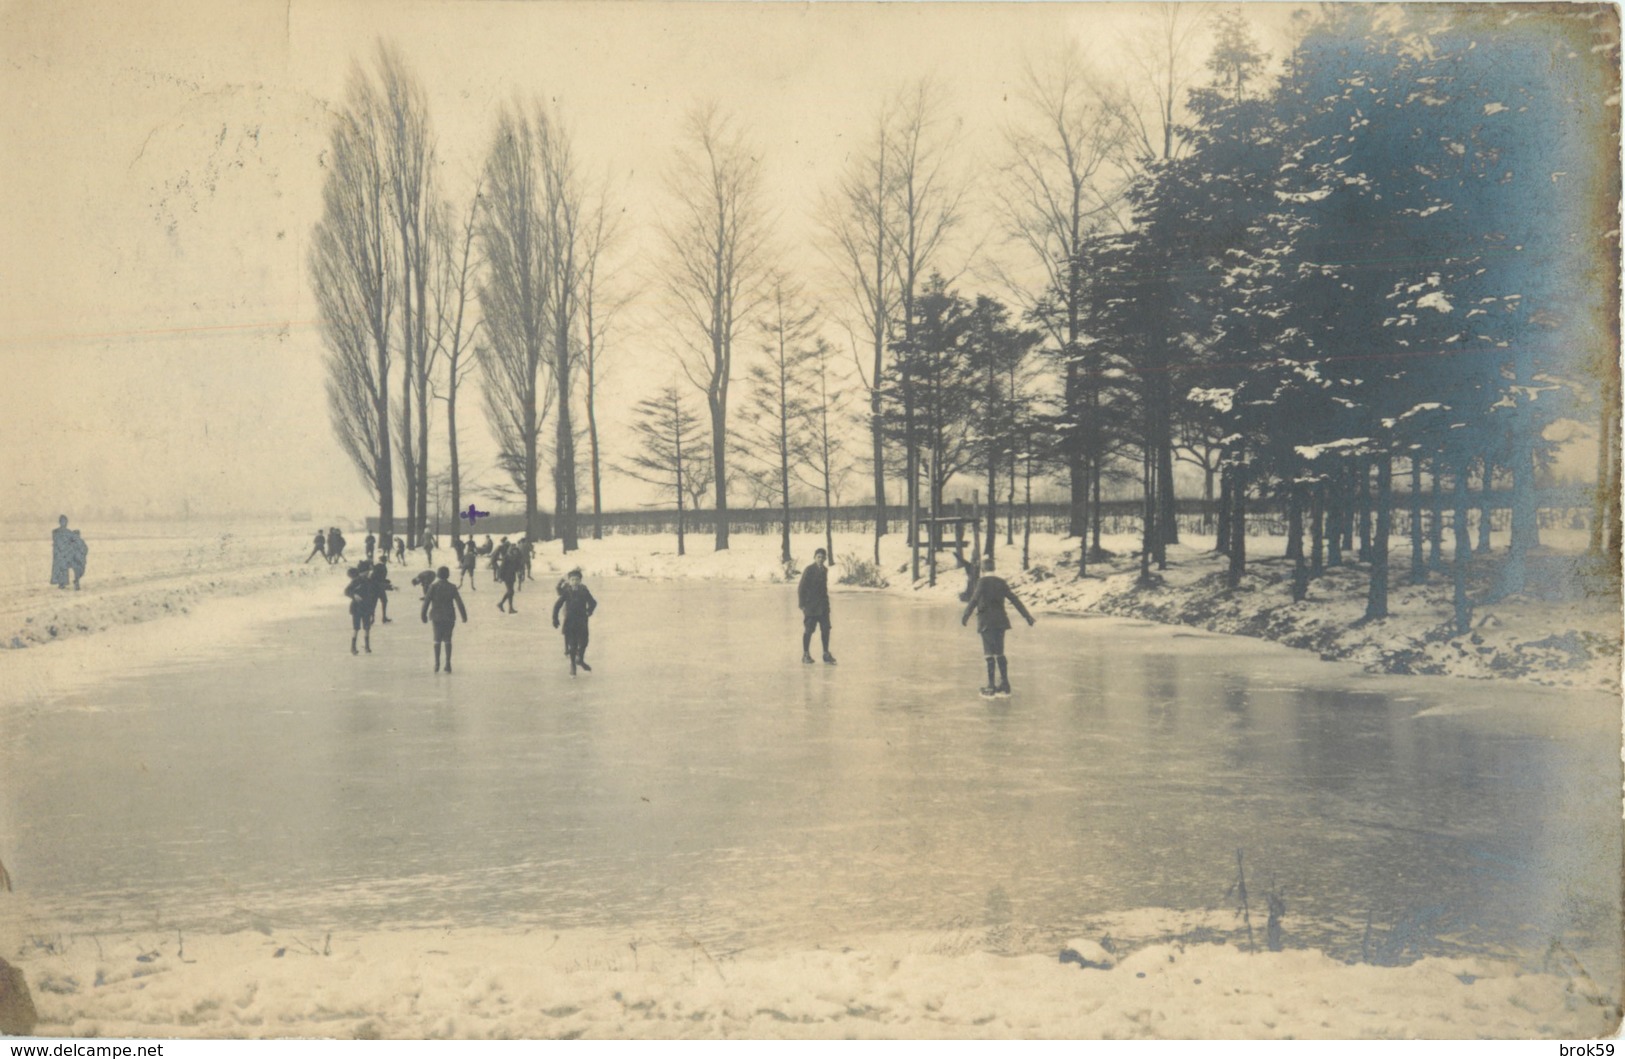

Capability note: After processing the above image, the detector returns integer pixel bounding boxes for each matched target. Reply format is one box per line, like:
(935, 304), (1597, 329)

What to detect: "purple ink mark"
(462, 504), (489, 527)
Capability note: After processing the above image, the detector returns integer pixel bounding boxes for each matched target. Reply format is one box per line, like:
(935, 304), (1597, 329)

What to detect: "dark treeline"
(1083, 7), (1619, 625)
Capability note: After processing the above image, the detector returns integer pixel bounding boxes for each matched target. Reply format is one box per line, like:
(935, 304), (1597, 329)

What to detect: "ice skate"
(996, 683), (1011, 698)
(802, 652), (815, 664)
(979, 685), (998, 698)
(822, 651), (837, 665)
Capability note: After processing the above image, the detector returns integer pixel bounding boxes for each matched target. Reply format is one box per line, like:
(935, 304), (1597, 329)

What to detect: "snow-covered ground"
(14, 920), (1617, 1039)
(2, 519), (1621, 1041)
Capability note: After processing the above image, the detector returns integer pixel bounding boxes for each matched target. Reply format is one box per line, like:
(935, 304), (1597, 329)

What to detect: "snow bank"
(1, 524), (335, 652)
(14, 924), (1617, 1040)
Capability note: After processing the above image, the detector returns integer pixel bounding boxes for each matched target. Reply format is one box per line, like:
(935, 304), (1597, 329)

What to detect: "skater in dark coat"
(368, 561), (396, 623)
(457, 542), (478, 589)
(305, 530), (327, 564)
(960, 556), (1035, 697)
(421, 566), (468, 673)
(344, 564), (381, 655)
(551, 568), (598, 675)
(365, 533), (377, 561)
(797, 548), (836, 664)
(495, 544), (522, 613)
(394, 536), (407, 563)
(329, 528), (347, 565)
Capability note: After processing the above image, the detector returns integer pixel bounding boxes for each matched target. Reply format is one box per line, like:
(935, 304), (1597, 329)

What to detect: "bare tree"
(429, 176), (483, 548)
(999, 44), (1126, 569)
(577, 189), (629, 542)
(818, 100), (897, 561)
(538, 109), (587, 553)
(743, 276), (820, 565)
(312, 63), (396, 550)
(658, 102), (773, 551)
(1108, 3), (1207, 164)
(477, 101), (556, 542)
(376, 42), (438, 547)
(792, 336), (854, 562)
(887, 79), (968, 581)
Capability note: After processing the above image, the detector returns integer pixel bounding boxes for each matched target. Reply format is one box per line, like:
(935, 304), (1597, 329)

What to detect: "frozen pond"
(2, 578), (1618, 980)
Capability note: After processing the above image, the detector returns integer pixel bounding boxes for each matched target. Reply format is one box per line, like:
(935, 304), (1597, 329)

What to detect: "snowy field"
(1, 519), (1620, 1041)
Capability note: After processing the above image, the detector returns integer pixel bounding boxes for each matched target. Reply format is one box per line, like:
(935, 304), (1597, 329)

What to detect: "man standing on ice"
(305, 529), (327, 564)
(421, 566), (468, 674)
(798, 548), (836, 665)
(960, 556), (1034, 697)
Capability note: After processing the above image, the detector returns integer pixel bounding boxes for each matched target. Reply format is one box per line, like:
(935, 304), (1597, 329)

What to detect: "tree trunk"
(779, 401), (792, 567)
(1022, 449), (1032, 572)
(1502, 417), (1539, 595)
(1139, 443), (1155, 586)
(588, 370), (604, 541)
(1286, 481), (1304, 562)
(907, 445), (920, 582)
(1156, 393), (1179, 547)
(1215, 464), (1232, 558)
(711, 395), (730, 551)
(1325, 472), (1342, 567)
(1291, 483), (1309, 603)
(1409, 456), (1426, 585)
(1357, 459), (1372, 562)
(1227, 463), (1246, 588)
(1310, 480), (1325, 576)
(448, 371), (462, 548)
(1477, 458), (1495, 554)
(1428, 462), (1444, 571)
(1452, 461), (1473, 634)
(1365, 456), (1392, 621)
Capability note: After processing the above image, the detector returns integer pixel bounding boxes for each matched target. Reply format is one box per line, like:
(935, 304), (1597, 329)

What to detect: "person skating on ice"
(394, 536), (406, 564)
(305, 529), (327, 564)
(797, 548), (836, 664)
(364, 533), (376, 561)
(552, 568), (598, 676)
(344, 563), (380, 655)
(421, 566), (468, 674)
(495, 543), (522, 613)
(368, 561), (395, 623)
(960, 555), (1034, 697)
(457, 541), (478, 590)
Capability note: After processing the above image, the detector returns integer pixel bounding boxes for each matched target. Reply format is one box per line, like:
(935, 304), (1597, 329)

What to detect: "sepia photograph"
(0, 0), (1620, 1042)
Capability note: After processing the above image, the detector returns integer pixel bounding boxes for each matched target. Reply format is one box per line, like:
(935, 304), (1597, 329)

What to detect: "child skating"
(421, 566), (468, 674)
(797, 548), (836, 664)
(344, 563), (380, 655)
(551, 568), (598, 676)
(960, 556), (1035, 697)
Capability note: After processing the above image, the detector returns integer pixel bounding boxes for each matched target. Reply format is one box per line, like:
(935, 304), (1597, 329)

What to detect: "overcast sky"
(7, 0), (1594, 528)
